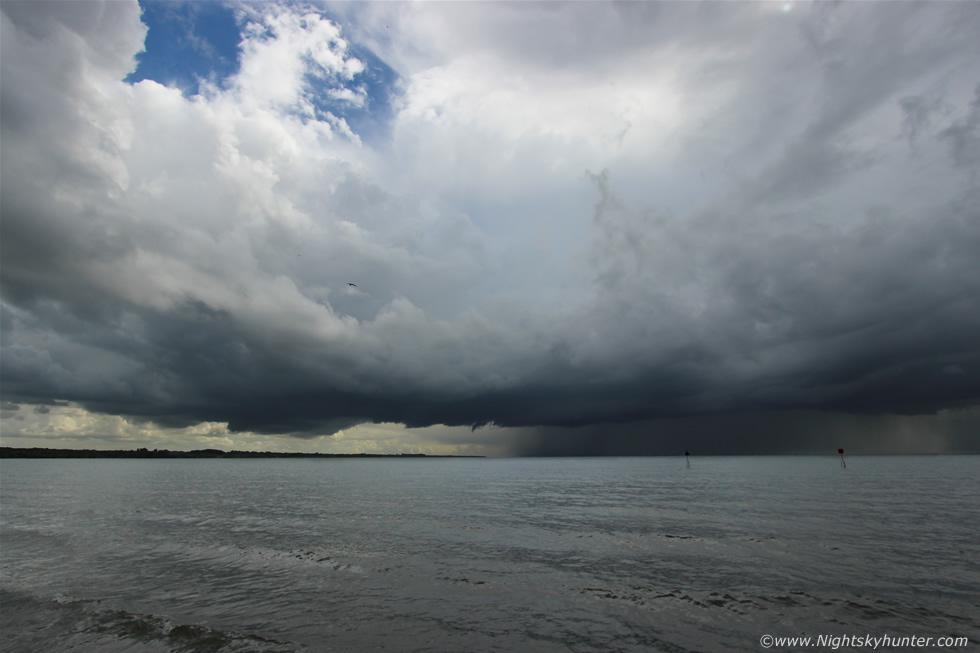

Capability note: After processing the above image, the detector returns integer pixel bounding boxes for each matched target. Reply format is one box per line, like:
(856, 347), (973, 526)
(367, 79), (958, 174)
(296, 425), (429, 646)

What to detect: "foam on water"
(1, 456), (977, 652)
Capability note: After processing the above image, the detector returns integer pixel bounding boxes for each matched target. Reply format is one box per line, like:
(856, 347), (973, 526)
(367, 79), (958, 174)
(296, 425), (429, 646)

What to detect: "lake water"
(1, 456), (977, 652)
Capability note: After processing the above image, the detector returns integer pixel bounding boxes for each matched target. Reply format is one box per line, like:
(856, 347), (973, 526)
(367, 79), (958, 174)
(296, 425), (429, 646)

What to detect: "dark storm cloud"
(2, 1), (979, 452)
(939, 85), (980, 172)
(0, 402), (22, 421)
(511, 409), (980, 457)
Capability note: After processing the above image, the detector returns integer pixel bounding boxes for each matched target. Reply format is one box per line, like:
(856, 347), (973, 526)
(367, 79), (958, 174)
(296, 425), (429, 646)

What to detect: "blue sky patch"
(126, 0), (242, 96)
(126, 1), (400, 145)
(309, 43), (400, 146)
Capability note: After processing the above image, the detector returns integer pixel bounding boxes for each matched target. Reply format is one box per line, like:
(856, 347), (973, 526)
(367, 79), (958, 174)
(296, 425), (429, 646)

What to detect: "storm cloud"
(2, 1), (979, 453)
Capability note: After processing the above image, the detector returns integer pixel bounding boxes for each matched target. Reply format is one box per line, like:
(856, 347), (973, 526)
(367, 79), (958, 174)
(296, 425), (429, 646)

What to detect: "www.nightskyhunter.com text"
(759, 634), (970, 649)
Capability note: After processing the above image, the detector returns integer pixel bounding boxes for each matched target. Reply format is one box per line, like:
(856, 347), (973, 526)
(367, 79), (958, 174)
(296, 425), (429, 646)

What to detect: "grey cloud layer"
(1, 1), (978, 444)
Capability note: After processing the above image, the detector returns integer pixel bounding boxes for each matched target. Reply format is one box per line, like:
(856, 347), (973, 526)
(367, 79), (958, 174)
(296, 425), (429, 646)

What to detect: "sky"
(1, 0), (979, 456)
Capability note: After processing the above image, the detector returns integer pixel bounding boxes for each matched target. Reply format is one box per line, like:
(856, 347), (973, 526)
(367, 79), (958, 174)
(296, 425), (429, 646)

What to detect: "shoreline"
(0, 447), (483, 459)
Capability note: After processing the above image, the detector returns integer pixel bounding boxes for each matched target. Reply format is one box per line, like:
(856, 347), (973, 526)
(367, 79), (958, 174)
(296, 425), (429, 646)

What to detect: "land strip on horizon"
(0, 447), (483, 459)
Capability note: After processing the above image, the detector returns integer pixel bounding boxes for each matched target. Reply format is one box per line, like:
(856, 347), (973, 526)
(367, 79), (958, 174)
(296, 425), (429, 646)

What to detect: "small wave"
(438, 576), (488, 586)
(577, 582), (979, 634)
(243, 547), (365, 574)
(84, 608), (299, 653)
(1, 588), (304, 653)
(52, 591), (81, 605)
(144, 541), (367, 577)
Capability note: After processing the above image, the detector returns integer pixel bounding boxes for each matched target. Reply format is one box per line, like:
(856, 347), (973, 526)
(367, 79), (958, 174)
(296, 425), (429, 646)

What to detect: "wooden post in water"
(685, 450), (691, 469)
(838, 448), (846, 469)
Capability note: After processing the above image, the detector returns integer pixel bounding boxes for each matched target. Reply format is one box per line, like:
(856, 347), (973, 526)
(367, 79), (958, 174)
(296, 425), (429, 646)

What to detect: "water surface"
(2, 456), (977, 651)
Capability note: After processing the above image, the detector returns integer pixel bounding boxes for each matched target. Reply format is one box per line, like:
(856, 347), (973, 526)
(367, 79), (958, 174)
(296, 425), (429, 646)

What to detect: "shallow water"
(1, 456), (977, 652)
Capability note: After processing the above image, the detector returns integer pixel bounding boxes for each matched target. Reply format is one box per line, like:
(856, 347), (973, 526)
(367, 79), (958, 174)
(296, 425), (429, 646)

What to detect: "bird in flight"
(348, 283), (357, 287)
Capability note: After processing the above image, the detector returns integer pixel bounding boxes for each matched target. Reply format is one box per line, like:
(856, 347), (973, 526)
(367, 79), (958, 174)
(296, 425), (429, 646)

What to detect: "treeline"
(0, 447), (481, 459)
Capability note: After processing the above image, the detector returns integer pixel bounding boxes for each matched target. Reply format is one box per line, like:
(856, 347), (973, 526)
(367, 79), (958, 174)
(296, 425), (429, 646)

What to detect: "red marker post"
(838, 448), (846, 469)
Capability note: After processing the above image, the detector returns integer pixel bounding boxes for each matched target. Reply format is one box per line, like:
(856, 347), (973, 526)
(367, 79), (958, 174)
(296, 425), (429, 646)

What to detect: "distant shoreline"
(0, 447), (483, 459)
(2, 447), (974, 459)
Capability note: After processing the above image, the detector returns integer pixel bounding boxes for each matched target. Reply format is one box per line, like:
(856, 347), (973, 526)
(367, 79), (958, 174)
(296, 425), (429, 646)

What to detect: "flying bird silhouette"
(348, 283), (357, 287)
